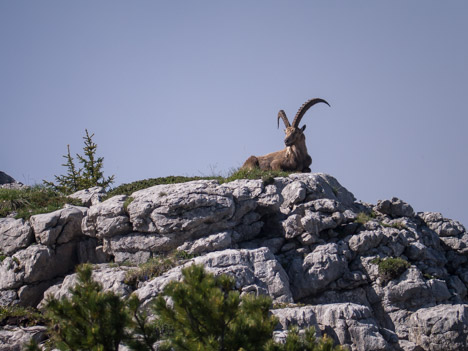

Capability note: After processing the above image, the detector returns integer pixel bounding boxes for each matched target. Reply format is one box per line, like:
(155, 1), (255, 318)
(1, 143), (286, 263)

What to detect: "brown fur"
(241, 98), (329, 173)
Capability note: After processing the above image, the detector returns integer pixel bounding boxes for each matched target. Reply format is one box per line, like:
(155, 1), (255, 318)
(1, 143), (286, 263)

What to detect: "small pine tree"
(154, 264), (278, 351)
(265, 326), (347, 351)
(44, 264), (129, 351)
(44, 129), (114, 194)
(76, 129), (114, 190)
(44, 145), (82, 194)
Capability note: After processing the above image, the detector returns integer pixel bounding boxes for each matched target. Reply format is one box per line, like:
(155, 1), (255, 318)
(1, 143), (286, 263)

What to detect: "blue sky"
(1, 1), (467, 226)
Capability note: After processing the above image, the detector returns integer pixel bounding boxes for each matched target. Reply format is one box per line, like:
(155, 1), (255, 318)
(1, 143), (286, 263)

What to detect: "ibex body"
(242, 98), (330, 173)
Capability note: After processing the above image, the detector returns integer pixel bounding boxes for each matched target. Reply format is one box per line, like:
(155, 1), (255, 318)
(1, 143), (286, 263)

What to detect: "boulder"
(127, 180), (235, 235)
(82, 195), (132, 239)
(0, 326), (47, 351)
(375, 197), (415, 218)
(408, 304), (468, 350)
(288, 243), (348, 300)
(69, 186), (106, 207)
(0, 171), (15, 184)
(136, 248), (293, 304)
(30, 206), (87, 246)
(0, 218), (34, 255)
(272, 303), (390, 351)
(420, 212), (466, 237)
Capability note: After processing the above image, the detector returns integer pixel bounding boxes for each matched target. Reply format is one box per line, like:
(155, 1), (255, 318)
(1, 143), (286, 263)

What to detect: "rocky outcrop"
(1, 173), (468, 351)
(0, 171), (16, 185)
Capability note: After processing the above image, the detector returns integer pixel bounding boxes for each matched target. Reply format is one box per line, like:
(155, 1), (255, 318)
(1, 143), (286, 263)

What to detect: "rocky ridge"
(1, 173), (468, 351)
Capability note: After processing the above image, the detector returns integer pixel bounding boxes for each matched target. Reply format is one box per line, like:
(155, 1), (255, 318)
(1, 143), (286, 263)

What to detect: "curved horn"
(292, 98), (330, 128)
(277, 110), (291, 129)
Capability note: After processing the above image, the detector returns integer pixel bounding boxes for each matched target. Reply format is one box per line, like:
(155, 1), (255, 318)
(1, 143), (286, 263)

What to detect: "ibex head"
(277, 98), (330, 147)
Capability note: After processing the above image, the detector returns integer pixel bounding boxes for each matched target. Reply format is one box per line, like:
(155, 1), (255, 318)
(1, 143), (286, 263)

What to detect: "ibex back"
(242, 98), (330, 172)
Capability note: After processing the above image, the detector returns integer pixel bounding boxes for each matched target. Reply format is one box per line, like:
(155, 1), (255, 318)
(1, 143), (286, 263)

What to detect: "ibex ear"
(301, 125), (307, 132)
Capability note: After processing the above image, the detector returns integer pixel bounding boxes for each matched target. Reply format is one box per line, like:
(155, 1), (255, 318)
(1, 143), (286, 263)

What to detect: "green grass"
(124, 251), (197, 285)
(371, 257), (410, 282)
(0, 185), (82, 220)
(0, 305), (45, 327)
(356, 211), (376, 225)
(104, 168), (293, 199)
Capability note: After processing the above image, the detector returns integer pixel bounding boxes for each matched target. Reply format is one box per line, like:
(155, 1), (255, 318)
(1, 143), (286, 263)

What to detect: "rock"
(136, 248), (293, 304)
(69, 186), (106, 207)
(0, 326), (47, 351)
(0, 218), (34, 255)
(375, 197), (415, 218)
(272, 303), (390, 351)
(0, 243), (78, 305)
(385, 268), (432, 308)
(177, 231), (232, 255)
(0, 171), (15, 184)
(30, 206), (87, 246)
(0, 290), (17, 306)
(82, 195), (132, 239)
(281, 180), (307, 208)
(288, 243), (348, 300)
(41, 264), (133, 306)
(408, 304), (468, 350)
(420, 212), (466, 237)
(348, 230), (384, 254)
(128, 180), (235, 235)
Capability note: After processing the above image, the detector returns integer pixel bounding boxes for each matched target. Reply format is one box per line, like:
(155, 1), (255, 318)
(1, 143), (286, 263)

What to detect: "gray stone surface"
(69, 186), (106, 207)
(1, 172), (468, 350)
(30, 206), (87, 246)
(0, 218), (34, 255)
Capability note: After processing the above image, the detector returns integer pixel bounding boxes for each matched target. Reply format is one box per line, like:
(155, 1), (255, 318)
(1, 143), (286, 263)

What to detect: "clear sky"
(1, 1), (467, 227)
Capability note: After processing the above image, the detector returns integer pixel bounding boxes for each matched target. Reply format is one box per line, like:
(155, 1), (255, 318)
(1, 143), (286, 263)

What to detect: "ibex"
(242, 98), (330, 172)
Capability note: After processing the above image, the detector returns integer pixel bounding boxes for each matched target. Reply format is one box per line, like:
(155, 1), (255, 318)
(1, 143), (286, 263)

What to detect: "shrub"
(44, 264), (129, 351)
(372, 257), (410, 282)
(265, 325), (347, 351)
(0, 306), (45, 327)
(154, 264), (278, 351)
(355, 211), (375, 225)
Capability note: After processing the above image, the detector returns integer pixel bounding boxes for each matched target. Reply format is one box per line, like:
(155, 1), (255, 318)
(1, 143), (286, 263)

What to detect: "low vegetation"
(0, 185), (81, 220)
(372, 257), (411, 282)
(25, 264), (345, 351)
(105, 168), (292, 200)
(124, 251), (197, 285)
(0, 305), (45, 327)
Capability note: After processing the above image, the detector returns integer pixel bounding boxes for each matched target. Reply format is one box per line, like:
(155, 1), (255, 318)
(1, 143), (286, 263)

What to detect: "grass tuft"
(124, 251), (197, 285)
(0, 185), (82, 220)
(104, 168), (293, 199)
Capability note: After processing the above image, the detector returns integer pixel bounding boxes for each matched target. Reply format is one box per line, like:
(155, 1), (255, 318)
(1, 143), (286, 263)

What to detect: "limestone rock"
(0, 171), (16, 184)
(136, 248), (293, 304)
(128, 180), (235, 235)
(0, 218), (34, 255)
(375, 197), (415, 218)
(420, 212), (466, 237)
(0, 326), (47, 351)
(69, 186), (106, 206)
(408, 304), (468, 350)
(272, 303), (390, 351)
(41, 264), (133, 306)
(30, 206), (87, 246)
(82, 195), (132, 239)
(288, 243), (348, 300)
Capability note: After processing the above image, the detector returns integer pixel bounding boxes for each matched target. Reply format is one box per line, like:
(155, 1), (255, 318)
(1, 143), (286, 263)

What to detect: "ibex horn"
(292, 98), (330, 128)
(277, 110), (291, 129)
